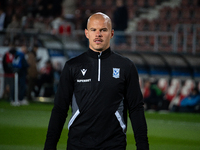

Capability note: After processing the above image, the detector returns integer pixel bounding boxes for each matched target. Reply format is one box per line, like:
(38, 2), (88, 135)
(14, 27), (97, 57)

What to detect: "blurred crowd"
(0, 0), (74, 40)
(141, 77), (200, 113)
(1, 0), (200, 110)
(2, 43), (62, 106)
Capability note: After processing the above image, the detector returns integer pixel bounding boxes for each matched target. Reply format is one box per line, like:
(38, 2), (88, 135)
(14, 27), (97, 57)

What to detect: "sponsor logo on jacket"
(77, 79), (91, 82)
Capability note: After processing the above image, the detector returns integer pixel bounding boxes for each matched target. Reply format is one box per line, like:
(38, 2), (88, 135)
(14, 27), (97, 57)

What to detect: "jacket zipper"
(98, 52), (102, 81)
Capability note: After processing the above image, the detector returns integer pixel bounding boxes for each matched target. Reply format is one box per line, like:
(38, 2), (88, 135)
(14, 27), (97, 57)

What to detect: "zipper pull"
(98, 52), (102, 58)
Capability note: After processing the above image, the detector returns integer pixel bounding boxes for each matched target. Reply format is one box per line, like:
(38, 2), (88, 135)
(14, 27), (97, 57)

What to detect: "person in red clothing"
(2, 46), (16, 101)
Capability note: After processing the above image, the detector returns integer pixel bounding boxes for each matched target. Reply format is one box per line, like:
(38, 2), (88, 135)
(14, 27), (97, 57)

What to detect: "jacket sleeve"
(125, 63), (149, 150)
(44, 62), (74, 150)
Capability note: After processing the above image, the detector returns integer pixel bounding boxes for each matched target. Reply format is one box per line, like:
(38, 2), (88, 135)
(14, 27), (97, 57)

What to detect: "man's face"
(85, 16), (114, 52)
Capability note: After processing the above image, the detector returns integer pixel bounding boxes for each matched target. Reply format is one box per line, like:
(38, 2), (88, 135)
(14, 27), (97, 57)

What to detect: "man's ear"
(85, 29), (89, 39)
(111, 29), (114, 39)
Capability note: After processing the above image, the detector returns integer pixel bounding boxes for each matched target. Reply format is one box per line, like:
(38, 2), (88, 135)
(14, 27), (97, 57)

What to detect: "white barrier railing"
(14, 73), (19, 106)
(1, 24), (200, 54)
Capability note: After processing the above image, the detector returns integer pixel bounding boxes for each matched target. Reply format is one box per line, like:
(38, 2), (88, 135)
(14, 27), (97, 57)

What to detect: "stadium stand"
(0, 0), (200, 110)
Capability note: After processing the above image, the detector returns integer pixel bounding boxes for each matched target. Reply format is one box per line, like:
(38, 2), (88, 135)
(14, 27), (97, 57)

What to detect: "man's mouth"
(94, 39), (103, 44)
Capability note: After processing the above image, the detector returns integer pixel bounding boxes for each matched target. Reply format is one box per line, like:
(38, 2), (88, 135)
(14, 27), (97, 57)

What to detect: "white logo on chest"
(113, 68), (120, 78)
(81, 69), (87, 76)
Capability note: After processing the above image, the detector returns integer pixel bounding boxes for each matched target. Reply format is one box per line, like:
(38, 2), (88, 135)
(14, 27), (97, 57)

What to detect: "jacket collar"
(86, 47), (112, 59)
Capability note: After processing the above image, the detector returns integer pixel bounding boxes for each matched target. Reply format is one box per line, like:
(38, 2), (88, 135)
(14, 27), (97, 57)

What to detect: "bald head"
(85, 12), (114, 52)
(87, 12), (112, 30)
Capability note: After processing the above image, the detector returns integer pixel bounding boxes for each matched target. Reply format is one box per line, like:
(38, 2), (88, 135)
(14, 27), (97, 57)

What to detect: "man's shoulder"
(112, 51), (133, 64)
(67, 52), (87, 65)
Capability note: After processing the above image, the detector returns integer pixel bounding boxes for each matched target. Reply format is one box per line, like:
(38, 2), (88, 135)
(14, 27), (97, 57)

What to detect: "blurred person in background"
(11, 45), (29, 105)
(6, 14), (21, 29)
(81, 9), (93, 47)
(35, 59), (54, 97)
(37, 0), (63, 18)
(53, 61), (62, 93)
(27, 45), (39, 101)
(172, 87), (200, 113)
(2, 44), (17, 101)
(113, 0), (128, 47)
(0, 7), (8, 31)
(5, 14), (21, 40)
(143, 79), (164, 111)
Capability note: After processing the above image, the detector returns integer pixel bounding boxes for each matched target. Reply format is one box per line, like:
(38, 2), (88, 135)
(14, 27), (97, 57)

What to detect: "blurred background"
(0, 0), (200, 112)
(0, 1), (200, 150)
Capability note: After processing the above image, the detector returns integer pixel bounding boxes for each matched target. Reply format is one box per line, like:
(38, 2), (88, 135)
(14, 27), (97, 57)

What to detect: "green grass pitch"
(0, 101), (200, 150)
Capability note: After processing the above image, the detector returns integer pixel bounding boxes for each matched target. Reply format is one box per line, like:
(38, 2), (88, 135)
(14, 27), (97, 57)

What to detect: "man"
(44, 12), (149, 150)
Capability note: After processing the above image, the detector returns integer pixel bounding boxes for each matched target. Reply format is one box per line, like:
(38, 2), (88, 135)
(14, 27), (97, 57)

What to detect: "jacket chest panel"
(73, 62), (125, 93)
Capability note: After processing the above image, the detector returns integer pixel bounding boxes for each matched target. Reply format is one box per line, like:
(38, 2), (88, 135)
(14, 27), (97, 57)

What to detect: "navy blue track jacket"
(44, 48), (149, 150)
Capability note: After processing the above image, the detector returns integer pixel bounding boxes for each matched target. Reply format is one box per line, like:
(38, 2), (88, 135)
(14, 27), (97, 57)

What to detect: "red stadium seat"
(171, 7), (179, 21)
(148, 0), (156, 7)
(181, 8), (190, 20)
(105, 0), (114, 7)
(158, 78), (169, 93)
(137, 0), (145, 7)
(165, 78), (181, 102)
(127, 6), (137, 20)
(181, 0), (189, 6)
(126, 0), (134, 6)
(137, 20), (145, 31)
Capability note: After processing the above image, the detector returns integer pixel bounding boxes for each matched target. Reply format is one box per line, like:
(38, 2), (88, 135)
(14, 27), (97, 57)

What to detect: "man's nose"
(96, 31), (102, 37)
